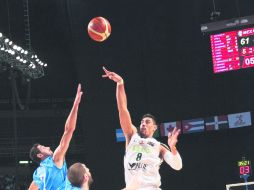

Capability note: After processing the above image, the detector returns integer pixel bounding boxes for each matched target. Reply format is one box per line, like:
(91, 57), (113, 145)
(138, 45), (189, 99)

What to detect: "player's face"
(140, 117), (157, 138)
(37, 144), (53, 157)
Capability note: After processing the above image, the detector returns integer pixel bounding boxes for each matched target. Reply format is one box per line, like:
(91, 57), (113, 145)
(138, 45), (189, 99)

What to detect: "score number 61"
(240, 37), (250, 46)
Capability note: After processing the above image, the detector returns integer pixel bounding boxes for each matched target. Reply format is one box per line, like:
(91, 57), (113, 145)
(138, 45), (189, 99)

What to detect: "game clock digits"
(238, 159), (252, 176)
(210, 27), (254, 73)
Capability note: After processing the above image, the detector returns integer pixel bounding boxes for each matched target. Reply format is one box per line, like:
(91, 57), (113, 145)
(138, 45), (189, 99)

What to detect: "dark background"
(0, 0), (254, 189)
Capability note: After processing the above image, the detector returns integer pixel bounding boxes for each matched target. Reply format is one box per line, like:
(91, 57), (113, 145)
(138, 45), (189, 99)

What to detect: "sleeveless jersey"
(124, 133), (163, 190)
(33, 156), (67, 190)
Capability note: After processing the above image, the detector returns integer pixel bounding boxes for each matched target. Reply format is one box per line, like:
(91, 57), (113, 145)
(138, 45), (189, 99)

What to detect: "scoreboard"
(238, 159), (252, 177)
(210, 27), (254, 73)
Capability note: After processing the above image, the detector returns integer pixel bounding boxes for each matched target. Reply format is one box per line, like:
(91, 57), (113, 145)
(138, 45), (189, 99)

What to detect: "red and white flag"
(160, 121), (181, 137)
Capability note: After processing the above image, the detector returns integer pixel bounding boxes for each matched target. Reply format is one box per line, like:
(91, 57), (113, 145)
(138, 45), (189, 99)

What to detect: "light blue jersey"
(58, 179), (81, 190)
(33, 156), (67, 190)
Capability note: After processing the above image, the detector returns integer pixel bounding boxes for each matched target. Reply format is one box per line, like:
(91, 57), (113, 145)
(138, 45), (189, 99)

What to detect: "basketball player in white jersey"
(102, 67), (182, 190)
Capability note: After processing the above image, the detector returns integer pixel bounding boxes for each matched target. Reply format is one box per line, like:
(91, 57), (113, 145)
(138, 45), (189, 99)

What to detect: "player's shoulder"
(39, 156), (55, 168)
(34, 164), (46, 177)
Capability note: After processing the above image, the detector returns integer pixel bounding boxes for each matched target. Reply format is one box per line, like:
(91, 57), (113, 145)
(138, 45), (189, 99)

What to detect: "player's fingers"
(103, 66), (110, 73)
(174, 129), (180, 138)
(76, 84), (81, 95)
(102, 74), (109, 78)
(172, 127), (177, 135)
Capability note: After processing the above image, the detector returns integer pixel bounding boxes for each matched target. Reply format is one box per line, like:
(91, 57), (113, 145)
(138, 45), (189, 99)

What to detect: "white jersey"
(124, 133), (163, 190)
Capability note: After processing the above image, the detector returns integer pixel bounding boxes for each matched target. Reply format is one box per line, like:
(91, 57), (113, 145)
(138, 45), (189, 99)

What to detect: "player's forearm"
(164, 151), (183, 170)
(116, 82), (127, 112)
(116, 82), (135, 137)
(65, 102), (79, 132)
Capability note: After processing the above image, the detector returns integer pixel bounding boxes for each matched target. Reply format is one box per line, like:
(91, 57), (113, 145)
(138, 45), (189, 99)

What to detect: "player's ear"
(37, 153), (43, 159)
(153, 124), (158, 132)
(84, 174), (89, 183)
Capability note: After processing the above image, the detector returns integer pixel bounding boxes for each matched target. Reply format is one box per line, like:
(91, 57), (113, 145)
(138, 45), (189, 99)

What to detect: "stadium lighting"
(19, 160), (31, 165)
(0, 32), (46, 79)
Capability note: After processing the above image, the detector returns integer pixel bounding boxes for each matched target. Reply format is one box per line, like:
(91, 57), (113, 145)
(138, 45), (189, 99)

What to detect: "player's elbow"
(65, 124), (75, 134)
(118, 107), (129, 115)
(171, 157), (183, 171)
(172, 162), (183, 171)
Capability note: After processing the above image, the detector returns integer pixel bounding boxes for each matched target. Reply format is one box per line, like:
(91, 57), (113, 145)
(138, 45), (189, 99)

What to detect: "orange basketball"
(87, 17), (111, 42)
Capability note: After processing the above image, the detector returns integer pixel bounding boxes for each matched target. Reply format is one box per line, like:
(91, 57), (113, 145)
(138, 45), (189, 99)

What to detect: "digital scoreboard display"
(238, 159), (252, 176)
(210, 27), (254, 73)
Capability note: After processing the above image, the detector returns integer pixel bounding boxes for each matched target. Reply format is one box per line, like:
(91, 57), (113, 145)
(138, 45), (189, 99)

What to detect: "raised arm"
(53, 84), (83, 168)
(102, 67), (137, 145)
(160, 127), (182, 170)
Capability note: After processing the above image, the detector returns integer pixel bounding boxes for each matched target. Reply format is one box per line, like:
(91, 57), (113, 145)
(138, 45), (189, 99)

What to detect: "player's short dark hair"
(142, 113), (158, 125)
(68, 163), (86, 187)
(29, 143), (41, 164)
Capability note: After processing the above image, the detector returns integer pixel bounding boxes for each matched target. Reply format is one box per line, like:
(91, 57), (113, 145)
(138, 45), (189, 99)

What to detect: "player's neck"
(139, 132), (153, 139)
(40, 155), (50, 162)
(82, 183), (89, 190)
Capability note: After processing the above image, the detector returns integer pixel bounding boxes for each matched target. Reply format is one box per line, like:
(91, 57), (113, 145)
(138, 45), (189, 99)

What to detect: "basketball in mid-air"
(87, 17), (111, 42)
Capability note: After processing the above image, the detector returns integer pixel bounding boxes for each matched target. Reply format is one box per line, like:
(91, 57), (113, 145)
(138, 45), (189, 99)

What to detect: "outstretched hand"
(102, 67), (123, 84)
(74, 84), (83, 106)
(168, 127), (180, 149)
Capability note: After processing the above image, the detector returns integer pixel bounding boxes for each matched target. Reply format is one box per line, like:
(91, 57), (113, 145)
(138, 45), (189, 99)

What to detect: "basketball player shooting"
(102, 67), (182, 190)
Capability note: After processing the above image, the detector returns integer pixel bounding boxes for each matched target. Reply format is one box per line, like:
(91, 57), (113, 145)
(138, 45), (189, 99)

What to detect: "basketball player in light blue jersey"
(28, 84), (83, 190)
(60, 162), (93, 190)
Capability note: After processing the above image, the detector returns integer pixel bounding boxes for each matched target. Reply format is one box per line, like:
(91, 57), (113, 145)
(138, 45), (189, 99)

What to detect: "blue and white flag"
(228, 111), (252, 128)
(182, 118), (205, 134)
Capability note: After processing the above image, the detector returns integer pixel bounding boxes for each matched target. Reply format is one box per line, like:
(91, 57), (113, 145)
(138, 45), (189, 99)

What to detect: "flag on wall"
(205, 115), (228, 131)
(228, 111), (252, 128)
(116, 128), (125, 142)
(160, 121), (181, 137)
(182, 118), (204, 134)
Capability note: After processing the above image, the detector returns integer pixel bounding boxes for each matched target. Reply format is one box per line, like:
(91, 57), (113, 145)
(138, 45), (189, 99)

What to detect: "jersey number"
(136, 153), (142, 161)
